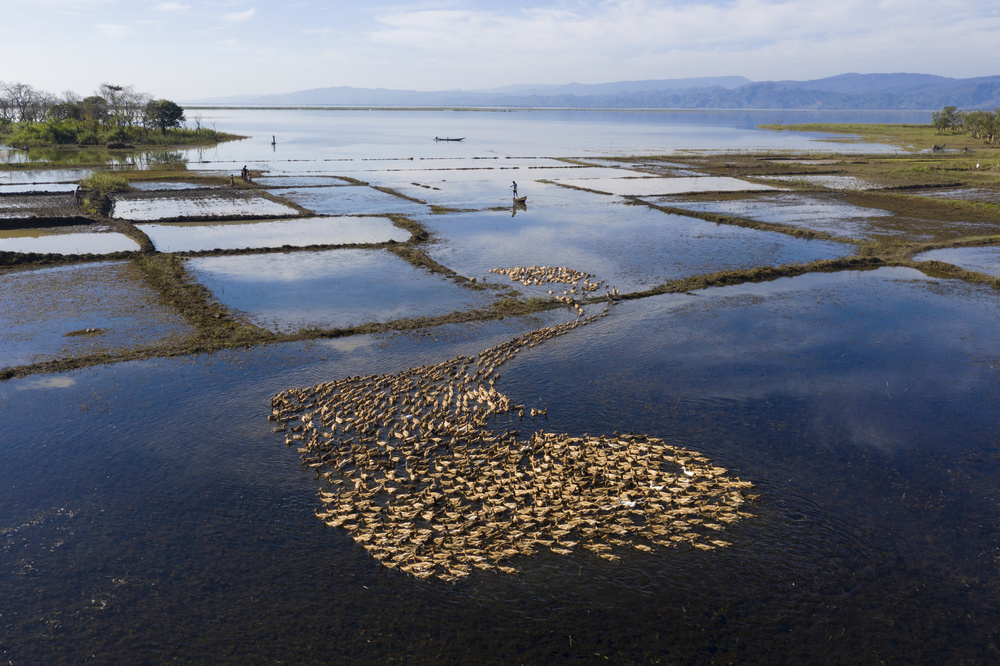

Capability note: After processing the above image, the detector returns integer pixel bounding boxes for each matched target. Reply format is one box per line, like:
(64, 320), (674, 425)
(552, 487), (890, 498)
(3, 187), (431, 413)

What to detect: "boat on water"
(513, 195), (527, 204)
(434, 137), (465, 142)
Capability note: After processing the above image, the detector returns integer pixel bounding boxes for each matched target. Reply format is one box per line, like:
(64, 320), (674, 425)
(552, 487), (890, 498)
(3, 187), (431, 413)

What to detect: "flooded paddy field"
(0, 230), (140, 255)
(4, 268), (1000, 663)
(111, 190), (300, 221)
(269, 184), (431, 216)
(0, 261), (195, 369)
(914, 245), (1000, 276)
(418, 198), (849, 293)
(552, 175), (778, 197)
(654, 192), (897, 239)
(4, 107), (1000, 662)
(185, 249), (492, 333)
(137, 216), (410, 253)
(0, 193), (90, 223)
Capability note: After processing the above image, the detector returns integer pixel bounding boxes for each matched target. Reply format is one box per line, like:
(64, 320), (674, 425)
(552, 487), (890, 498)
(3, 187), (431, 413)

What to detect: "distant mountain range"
(188, 73), (1000, 110)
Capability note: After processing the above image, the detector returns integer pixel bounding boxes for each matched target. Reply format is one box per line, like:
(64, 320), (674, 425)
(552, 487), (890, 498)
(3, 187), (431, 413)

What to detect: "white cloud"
(356, 0), (1000, 87)
(223, 8), (257, 23)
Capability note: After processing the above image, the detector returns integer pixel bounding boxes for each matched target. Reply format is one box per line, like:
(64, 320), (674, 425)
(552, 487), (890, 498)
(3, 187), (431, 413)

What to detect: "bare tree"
(99, 83), (126, 127)
(3, 82), (49, 122)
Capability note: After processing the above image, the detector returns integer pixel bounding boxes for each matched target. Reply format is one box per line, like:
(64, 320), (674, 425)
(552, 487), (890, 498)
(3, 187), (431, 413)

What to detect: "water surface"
(0, 262), (195, 369)
(137, 216), (410, 252)
(185, 249), (493, 333)
(3, 268), (1000, 662)
(914, 246), (1000, 275)
(0, 232), (139, 255)
(418, 198), (850, 292)
(112, 193), (299, 221)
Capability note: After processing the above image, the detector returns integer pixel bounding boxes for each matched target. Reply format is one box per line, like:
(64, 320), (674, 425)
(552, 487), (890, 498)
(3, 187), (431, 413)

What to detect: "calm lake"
(8, 108), (1000, 664)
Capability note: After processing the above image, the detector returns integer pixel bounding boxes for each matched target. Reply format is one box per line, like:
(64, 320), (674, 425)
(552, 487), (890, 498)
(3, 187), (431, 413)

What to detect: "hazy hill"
(188, 73), (1000, 110)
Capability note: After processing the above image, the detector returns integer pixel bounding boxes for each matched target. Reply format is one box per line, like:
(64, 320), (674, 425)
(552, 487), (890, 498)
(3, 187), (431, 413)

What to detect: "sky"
(3, 0), (999, 102)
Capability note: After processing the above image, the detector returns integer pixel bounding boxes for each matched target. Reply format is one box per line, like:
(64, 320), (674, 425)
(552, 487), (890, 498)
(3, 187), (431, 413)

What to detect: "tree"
(1, 81), (52, 122)
(932, 106), (959, 133)
(81, 96), (109, 129)
(145, 99), (185, 133)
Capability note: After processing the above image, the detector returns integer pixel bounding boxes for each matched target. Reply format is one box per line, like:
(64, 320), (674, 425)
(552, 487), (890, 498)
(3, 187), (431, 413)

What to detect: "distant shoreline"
(181, 105), (936, 114)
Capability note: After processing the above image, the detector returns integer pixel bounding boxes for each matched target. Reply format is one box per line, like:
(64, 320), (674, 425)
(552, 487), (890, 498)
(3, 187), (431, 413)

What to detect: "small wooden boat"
(513, 196), (527, 204)
(434, 137), (465, 142)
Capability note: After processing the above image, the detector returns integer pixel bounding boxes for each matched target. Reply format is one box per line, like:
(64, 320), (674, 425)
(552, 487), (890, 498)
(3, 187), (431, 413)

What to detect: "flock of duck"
(271, 266), (755, 582)
(489, 264), (618, 316)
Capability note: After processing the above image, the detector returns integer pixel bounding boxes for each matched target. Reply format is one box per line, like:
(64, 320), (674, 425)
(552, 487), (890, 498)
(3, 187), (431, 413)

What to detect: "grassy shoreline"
(759, 122), (988, 152)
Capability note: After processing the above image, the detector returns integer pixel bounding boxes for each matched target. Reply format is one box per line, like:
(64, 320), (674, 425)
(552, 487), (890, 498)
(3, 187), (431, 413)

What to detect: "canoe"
(513, 196), (527, 204)
(434, 137), (465, 141)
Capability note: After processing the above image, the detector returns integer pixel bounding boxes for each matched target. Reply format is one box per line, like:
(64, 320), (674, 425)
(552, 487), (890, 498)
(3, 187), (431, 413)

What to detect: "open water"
(7, 108), (1000, 664)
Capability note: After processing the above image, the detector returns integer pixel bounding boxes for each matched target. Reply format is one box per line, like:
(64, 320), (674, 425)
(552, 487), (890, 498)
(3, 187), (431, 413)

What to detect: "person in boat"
(511, 181), (518, 197)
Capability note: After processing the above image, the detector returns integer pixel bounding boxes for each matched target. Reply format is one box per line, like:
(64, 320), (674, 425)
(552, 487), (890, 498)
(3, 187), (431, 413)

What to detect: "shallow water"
(3, 267), (1000, 662)
(0, 168), (94, 184)
(177, 108), (927, 168)
(270, 185), (430, 216)
(0, 231), (140, 255)
(657, 192), (894, 239)
(753, 174), (880, 190)
(553, 175), (777, 197)
(137, 216), (410, 252)
(185, 249), (494, 333)
(0, 183), (79, 194)
(0, 261), (195, 369)
(418, 198), (850, 292)
(917, 187), (1000, 205)
(914, 246), (1000, 275)
(0, 193), (79, 220)
(112, 192), (299, 221)
(5, 107), (999, 663)
(129, 181), (207, 191)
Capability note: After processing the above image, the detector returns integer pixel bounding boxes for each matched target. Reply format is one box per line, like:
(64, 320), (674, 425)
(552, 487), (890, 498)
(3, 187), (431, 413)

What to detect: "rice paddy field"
(3, 108), (1000, 663)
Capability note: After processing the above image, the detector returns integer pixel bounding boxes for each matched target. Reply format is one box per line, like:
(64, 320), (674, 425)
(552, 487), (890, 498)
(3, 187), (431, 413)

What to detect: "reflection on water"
(3, 268), (1000, 661)
(754, 174), (881, 190)
(185, 249), (493, 333)
(5, 107), (999, 663)
(0, 261), (195, 369)
(419, 198), (849, 292)
(112, 192), (299, 221)
(0, 183), (78, 194)
(917, 187), (1000, 205)
(173, 108), (926, 168)
(137, 216), (410, 252)
(553, 175), (777, 196)
(0, 231), (139, 255)
(658, 192), (894, 239)
(0, 168), (94, 184)
(2, 146), (188, 168)
(130, 181), (205, 191)
(915, 246), (1000, 276)
(271, 185), (429, 216)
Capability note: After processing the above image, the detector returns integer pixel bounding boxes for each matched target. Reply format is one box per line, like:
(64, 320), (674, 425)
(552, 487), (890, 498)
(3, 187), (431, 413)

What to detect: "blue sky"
(4, 0), (999, 101)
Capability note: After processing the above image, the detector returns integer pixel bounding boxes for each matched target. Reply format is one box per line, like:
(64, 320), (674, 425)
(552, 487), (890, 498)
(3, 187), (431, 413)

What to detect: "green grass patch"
(78, 172), (130, 216)
(759, 122), (999, 153)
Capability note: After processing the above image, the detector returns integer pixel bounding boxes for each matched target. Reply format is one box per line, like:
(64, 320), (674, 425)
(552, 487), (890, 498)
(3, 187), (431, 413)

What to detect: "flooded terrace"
(4, 113), (1000, 663)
